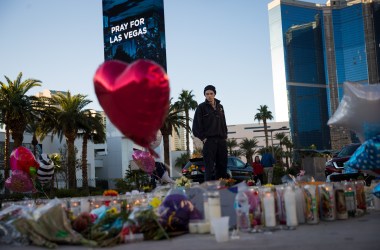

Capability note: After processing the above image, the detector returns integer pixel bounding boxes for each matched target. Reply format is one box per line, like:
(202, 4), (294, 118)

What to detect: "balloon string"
(148, 147), (159, 158)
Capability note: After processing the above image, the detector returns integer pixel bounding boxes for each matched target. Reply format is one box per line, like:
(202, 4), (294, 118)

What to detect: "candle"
(207, 191), (221, 234)
(263, 191), (276, 227)
(276, 186), (286, 225)
(343, 181), (356, 217)
(80, 198), (90, 213)
(295, 186), (306, 224)
(334, 182), (348, 220)
(197, 222), (210, 234)
(208, 191), (221, 219)
(248, 187), (262, 225)
(304, 185), (319, 224)
(70, 199), (81, 217)
(203, 192), (210, 222)
(284, 186), (298, 227)
(355, 180), (366, 212)
(319, 184), (336, 221)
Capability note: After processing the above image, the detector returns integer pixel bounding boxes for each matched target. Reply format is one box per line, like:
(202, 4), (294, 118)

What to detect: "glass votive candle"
(69, 198), (81, 217)
(303, 185), (319, 224)
(333, 182), (348, 220)
(354, 180), (366, 212)
(343, 181), (356, 217)
(318, 183), (336, 221)
(262, 188), (276, 228)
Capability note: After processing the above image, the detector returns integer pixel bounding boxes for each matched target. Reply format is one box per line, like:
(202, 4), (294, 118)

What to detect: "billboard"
(102, 0), (167, 70)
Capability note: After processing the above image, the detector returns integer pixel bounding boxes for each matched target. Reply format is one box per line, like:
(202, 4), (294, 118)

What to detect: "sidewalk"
(5, 210), (380, 250)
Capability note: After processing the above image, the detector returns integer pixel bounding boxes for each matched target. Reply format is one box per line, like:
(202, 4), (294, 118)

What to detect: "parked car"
(325, 143), (361, 176)
(181, 156), (253, 183)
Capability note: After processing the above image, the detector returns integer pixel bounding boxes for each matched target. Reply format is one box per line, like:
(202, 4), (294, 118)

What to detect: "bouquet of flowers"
(103, 190), (118, 197)
(246, 179), (255, 186)
(175, 176), (191, 188)
(219, 178), (236, 188)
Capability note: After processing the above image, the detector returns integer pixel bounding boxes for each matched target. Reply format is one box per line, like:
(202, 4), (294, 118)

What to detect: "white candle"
(263, 191), (276, 227)
(208, 196), (221, 219)
(197, 222), (211, 234)
(284, 186), (298, 227)
(207, 191), (221, 234)
(203, 192), (210, 222)
(80, 198), (90, 213)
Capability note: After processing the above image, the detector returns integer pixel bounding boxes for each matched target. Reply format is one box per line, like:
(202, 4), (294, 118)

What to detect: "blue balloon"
(373, 183), (380, 199)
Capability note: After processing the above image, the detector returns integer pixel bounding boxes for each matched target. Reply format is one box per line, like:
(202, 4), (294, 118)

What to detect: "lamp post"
(253, 126), (290, 157)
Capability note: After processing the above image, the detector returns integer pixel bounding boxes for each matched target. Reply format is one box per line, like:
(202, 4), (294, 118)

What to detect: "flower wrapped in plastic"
(175, 176), (191, 188)
(157, 193), (202, 232)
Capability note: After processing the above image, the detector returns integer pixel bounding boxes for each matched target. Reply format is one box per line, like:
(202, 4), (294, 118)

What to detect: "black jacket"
(192, 98), (228, 141)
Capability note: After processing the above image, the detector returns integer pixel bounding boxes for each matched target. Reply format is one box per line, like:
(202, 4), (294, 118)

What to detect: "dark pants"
(202, 137), (228, 181)
(254, 174), (264, 185)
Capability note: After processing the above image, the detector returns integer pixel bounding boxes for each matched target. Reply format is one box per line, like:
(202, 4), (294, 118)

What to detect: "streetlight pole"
(270, 130), (274, 156)
(253, 126), (290, 158)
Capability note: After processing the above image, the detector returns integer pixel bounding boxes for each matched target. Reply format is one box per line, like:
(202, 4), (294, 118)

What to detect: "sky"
(0, 0), (327, 126)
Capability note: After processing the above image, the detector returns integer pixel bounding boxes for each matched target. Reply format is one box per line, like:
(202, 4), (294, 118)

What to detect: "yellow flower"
(176, 176), (191, 187)
(189, 164), (199, 171)
(149, 197), (162, 208)
(106, 207), (118, 215)
(191, 152), (202, 158)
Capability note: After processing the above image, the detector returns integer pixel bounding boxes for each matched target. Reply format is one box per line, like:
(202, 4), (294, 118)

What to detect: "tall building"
(171, 125), (186, 151)
(170, 110), (187, 151)
(268, 0), (380, 150)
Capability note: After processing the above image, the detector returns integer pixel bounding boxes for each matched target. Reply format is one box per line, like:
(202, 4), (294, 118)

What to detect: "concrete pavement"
(4, 210), (380, 250)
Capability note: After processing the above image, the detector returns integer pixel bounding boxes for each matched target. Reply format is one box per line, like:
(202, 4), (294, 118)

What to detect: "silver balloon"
(327, 82), (380, 142)
(149, 130), (162, 149)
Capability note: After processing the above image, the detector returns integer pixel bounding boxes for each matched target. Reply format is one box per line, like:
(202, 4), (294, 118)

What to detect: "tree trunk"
(263, 119), (269, 148)
(162, 134), (170, 168)
(81, 134), (89, 193)
(185, 109), (190, 156)
(11, 130), (24, 148)
(4, 125), (10, 179)
(66, 135), (77, 189)
(32, 133), (38, 157)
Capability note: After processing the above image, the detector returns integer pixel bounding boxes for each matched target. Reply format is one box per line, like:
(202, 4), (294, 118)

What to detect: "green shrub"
(272, 165), (286, 185)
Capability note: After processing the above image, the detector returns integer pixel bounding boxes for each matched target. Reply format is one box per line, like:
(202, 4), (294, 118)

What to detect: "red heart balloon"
(10, 146), (40, 174)
(94, 59), (170, 152)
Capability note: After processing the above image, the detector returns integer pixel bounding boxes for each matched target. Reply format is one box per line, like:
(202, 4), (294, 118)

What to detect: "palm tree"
(79, 110), (106, 191)
(42, 91), (92, 189)
(282, 136), (293, 168)
(160, 98), (190, 167)
(274, 132), (286, 165)
(274, 132), (286, 150)
(226, 138), (238, 155)
(231, 149), (243, 158)
(254, 105), (274, 148)
(25, 121), (41, 157)
(0, 73), (41, 178)
(173, 90), (198, 155)
(239, 138), (258, 164)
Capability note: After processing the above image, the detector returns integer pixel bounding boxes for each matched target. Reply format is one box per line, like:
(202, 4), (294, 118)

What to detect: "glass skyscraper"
(268, 0), (380, 150)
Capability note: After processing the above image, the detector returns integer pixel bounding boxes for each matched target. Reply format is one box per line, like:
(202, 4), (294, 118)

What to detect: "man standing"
(261, 149), (275, 184)
(192, 85), (228, 181)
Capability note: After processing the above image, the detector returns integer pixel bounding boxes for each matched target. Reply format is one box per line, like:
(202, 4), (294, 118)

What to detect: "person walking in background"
(192, 85), (228, 181)
(251, 155), (264, 185)
(261, 148), (275, 184)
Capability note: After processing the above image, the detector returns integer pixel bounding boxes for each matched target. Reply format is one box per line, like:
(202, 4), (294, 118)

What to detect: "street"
(3, 210), (380, 250)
